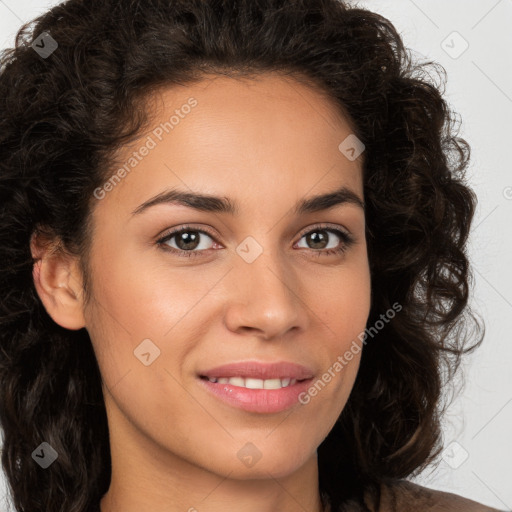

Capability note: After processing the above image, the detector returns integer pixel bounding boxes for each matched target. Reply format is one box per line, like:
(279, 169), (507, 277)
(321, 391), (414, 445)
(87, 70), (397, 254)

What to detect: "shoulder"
(369, 479), (506, 512)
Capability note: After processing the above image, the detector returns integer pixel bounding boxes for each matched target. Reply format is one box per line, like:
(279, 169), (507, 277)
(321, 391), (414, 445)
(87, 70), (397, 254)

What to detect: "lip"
(197, 360), (315, 414)
(198, 377), (314, 413)
(198, 360), (315, 380)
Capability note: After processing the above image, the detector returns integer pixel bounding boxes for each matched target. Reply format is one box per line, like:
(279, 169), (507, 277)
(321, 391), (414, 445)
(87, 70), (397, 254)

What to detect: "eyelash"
(156, 223), (356, 259)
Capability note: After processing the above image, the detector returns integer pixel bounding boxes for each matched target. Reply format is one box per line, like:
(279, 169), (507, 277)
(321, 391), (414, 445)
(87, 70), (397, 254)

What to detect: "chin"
(212, 445), (315, 481)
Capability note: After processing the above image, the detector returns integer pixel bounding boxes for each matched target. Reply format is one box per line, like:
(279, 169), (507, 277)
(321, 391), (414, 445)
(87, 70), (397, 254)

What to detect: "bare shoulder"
(374, 479), (507, 512)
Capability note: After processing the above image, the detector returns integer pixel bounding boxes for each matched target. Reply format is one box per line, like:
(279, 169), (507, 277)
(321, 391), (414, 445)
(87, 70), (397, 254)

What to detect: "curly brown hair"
(0, 0), (482, 511)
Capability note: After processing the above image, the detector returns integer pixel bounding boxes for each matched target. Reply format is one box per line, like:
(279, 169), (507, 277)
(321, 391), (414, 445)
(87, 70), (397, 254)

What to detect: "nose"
(222, 245), (310, 340)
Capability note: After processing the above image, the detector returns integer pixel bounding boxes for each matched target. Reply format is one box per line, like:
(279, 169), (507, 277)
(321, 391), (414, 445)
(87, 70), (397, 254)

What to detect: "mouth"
(199, 375), (309, 389)
(197, 374), (314, 413)
(196, 360), (315, 413)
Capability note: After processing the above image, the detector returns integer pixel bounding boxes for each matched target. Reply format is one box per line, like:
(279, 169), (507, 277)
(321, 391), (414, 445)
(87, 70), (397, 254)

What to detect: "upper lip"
(199, 360), (315, 380)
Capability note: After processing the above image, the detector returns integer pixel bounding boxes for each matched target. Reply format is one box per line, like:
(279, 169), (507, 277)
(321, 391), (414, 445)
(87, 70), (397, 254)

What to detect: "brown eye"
(295, 226), (355, 256)
(157, 226), (217, 258)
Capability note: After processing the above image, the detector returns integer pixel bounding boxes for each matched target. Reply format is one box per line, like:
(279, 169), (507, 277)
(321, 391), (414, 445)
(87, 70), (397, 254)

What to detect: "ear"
(30, 230), (86, 330)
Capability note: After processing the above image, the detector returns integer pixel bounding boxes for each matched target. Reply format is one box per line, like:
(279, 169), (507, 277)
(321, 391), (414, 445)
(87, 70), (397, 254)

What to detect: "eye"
(157, 225), (216, 258)
(295, 224), (355, 257)
(156, 223), (355, 258)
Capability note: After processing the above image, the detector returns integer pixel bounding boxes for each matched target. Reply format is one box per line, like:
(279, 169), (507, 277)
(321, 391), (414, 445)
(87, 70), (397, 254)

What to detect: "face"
(82, 73), (371, 480)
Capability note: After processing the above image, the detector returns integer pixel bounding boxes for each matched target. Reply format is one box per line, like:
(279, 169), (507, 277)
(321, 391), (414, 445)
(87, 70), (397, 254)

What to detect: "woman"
(0, 0), (504, 511)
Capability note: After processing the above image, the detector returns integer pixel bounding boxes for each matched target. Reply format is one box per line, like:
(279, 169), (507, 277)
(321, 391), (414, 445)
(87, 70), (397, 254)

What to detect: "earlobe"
(30, 231), (86, 331)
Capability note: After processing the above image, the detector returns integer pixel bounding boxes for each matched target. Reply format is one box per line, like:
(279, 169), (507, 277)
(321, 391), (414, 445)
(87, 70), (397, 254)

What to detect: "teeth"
(205, 376), (298, 389)
(264, 378), (283, 389)
(245, 378), (264, 389)
(228, 377), (245, 387)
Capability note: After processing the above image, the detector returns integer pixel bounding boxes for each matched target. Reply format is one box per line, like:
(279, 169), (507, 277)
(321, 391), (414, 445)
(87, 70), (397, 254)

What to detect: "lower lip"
(198, 377), (313, 413)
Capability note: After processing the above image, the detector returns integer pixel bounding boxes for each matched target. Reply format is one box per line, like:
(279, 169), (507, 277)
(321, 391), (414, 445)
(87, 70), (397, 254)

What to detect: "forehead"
(95, 72), (364, 220)
(146, 71), (355, 137)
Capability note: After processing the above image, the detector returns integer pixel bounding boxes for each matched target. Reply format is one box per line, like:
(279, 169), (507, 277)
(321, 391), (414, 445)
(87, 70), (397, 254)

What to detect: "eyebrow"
(131, 185), (365, 217)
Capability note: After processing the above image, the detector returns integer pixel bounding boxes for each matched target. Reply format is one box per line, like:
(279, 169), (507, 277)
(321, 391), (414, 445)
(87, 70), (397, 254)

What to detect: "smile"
(198, 376), (313, 413)
(200, 376), (301, 389)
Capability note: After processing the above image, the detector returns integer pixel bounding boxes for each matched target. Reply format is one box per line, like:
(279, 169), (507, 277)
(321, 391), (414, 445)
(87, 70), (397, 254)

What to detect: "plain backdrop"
(0, 0), (511, 510)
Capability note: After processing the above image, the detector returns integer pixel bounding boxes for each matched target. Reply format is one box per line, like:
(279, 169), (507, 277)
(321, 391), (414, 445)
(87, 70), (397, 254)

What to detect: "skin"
(31, 73), (371, 512)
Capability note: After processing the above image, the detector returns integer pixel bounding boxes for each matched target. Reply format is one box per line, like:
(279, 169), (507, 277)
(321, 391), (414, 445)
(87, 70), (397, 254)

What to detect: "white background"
(0, 0), (511, 510)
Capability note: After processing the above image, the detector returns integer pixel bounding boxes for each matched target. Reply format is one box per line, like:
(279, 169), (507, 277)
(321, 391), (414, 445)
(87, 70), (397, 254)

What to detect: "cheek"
(312, 262), (371, 401)
(83, 246), (220, 414)
(85, 246), (200, 340)
(315, 258), (372, 342)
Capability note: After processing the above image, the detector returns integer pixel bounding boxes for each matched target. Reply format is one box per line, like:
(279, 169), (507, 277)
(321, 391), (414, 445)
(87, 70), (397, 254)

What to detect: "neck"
(100, 463), (326, 512)
(99, 407), (327, 512)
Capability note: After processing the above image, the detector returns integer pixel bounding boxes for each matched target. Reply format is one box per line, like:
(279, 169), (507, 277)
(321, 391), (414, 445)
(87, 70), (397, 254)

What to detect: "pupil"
(178, 231), (199, 250)
(308, 231), (327, 249)
(175, 230), (330, 251)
